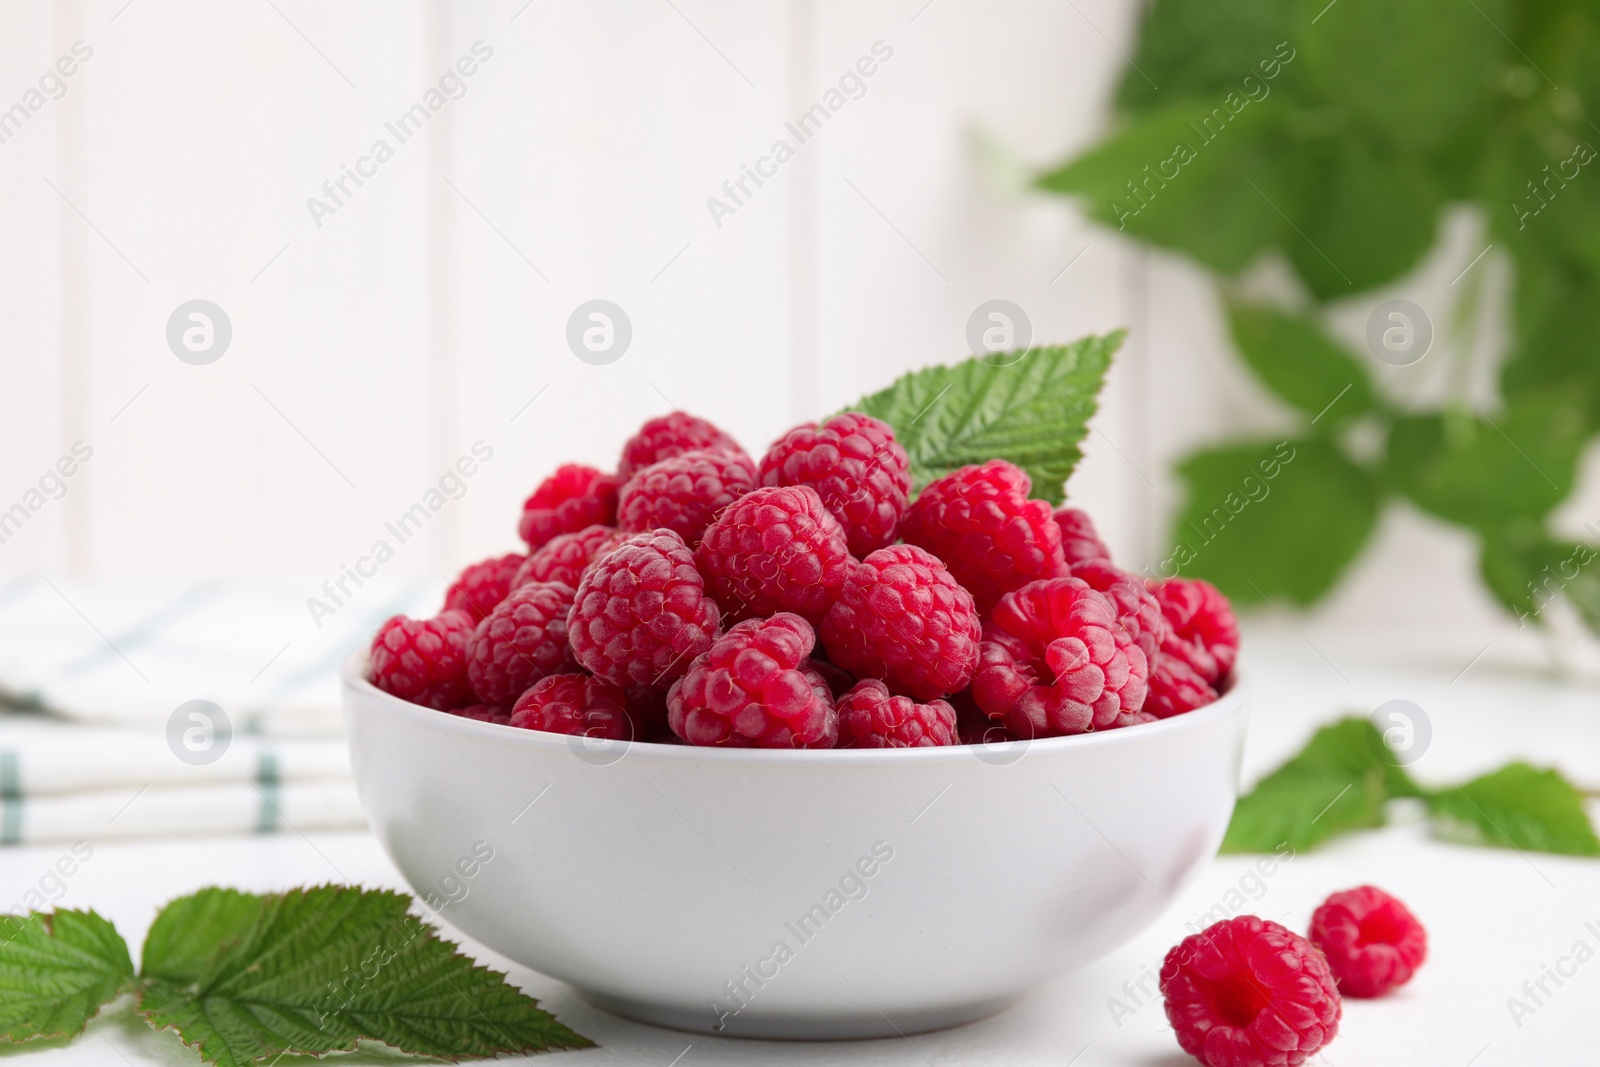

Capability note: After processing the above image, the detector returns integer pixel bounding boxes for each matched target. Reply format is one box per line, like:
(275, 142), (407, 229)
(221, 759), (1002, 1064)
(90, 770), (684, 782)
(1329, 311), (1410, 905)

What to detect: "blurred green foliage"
(1038, 0), (1600, 634)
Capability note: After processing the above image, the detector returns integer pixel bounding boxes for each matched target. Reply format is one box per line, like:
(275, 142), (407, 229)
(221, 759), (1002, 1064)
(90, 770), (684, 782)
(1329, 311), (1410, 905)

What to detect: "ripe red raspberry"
(617, 450), (759, 546)
(971, 577), (1149, 737)
(1147, 653), (1218, 719)
(1070, 559), (1167, 666)
(569, 529), (722, 688)
(900, 460), (1067, 612)
(510, 672), (636, 740)
(451, 703), (511, 725)
(804, 656), (856, 699)
(1054, 506), (1110, 567)
(759, 413), (912, 556)
(466, 582), (577, 706)
(518, 464), (620, 549)
(1151, 577), (1240, 686)
(368, 611), (474, 710)
(513, 524), (621, 590)
(618, 412), (747, 481)
(1309, 886), (1426, 999)
(836, 678), (957, 748)
(1162, 916), (1341, 1067)
(444, 552), (526, 623)
(819, 545), (980, 700)
(667, 613), (837, 748)
(696, 485), (853, 625)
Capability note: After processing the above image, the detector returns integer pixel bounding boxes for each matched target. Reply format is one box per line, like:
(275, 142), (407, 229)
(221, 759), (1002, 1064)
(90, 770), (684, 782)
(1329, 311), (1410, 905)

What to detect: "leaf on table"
(1038, 99), (1290, 274)
(137, 885), (592, 1067)
(1427, 763), (1600, 856)
(1225, 301), (1375, 424)
(0, 909), (133, 1043)
(1169, 437), (1380, 606)
(1222, 717), (1419, 854)
(842, 334), (1121, 506)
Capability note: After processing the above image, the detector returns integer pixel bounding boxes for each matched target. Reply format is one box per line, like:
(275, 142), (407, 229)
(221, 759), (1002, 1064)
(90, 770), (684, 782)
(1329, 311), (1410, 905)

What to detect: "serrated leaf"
(137, 886), (591, 1067)
(1169, 438), (1379, 606)
(1038, 99), (1291, 274)
(1384, 401), (1586, 528)
(843, 334), (1121, 505)
(0, 909), (133, 1043)
(1222, 717), (1419, 853)
(1114, 0), (1299, 114)
(1225, 302), (1375, 424)
(1427, 763), (1600, 856)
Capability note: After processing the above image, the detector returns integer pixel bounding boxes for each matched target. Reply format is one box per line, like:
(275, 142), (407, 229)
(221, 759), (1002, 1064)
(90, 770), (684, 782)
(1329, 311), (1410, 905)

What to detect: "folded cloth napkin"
(0, 575), (440, 735)
(6, 780), (366, 845)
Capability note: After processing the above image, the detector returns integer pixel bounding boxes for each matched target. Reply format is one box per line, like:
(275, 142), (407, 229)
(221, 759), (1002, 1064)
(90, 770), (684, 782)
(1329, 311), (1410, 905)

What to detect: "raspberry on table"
(617, 450), (759, 546)
(836, 678), (957, 748)
(513, 524), (622, 590)
(518, 464), (620, 549)
(1309, 886), (1426, 999)
(444, 552), (526, 623)
(900, 460), (1067, 612)
(368, 611), (475, 710)
(819, 544), (980, 700)
(450, 704), (512, 726)
(971, 577), (1149, 737)
(1151, 577), (1239, 686)
(1070, 558), (1167, 666)
(510, 672), (637, 741)
(618, 412), (747, 481)
(1162, 915), (1341, 1067)
(1146, 653), (1218, 718)
(466, 581), (578, 707)
(667, 613), (838, 748)
(569, 529), (723, 688)
(696, 485), (854, 625)
(1054, 506), (1110, 567)
(759, 413), (911, 556)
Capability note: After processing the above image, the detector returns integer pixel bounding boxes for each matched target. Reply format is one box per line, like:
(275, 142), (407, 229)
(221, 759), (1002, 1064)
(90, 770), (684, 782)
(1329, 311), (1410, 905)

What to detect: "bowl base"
(576, 987), (1023, 1040)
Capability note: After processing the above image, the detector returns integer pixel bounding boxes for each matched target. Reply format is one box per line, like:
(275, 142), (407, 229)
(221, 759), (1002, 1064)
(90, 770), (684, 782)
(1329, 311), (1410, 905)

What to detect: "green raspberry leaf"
(1169, 438), (1379, 606)
(1225, 301), (1376, 425)
(1222, 717), (1419, 854)
(0, 909), (133, 1043)
(136, 885), (592, 1067)
(843, 333), (1122, 505)
(1427, 764), (1600, 857)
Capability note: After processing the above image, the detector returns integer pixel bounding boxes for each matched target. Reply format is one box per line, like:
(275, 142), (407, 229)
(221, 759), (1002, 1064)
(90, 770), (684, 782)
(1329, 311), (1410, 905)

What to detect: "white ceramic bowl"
(343, 652), (1246, 1039)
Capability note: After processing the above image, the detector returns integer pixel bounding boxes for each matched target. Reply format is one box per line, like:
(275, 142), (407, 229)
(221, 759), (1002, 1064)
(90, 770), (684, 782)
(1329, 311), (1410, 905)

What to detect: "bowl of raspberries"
(345, 403), (1246, 1038)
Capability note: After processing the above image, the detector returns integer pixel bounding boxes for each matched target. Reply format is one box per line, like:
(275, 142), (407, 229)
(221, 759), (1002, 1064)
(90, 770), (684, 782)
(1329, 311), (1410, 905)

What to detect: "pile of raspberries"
(367, 410), (1239, 749)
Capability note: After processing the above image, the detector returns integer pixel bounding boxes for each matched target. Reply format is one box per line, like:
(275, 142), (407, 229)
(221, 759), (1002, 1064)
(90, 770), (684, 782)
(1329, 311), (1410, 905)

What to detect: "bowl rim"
(343, 649), (1246, 765)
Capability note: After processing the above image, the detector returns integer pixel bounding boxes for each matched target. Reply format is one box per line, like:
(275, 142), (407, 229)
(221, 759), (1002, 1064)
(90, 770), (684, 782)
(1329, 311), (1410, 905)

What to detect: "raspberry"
(465, 582), (578, 706)
(444, 552), (526, 623)
(1070, 558), (1167, 666)
(804, 656), (856, 699)
(1162, 916), (1341, 1067)
(759, 413), (911, 555)
(569, 529), (722, 688)
(1054, 506), (1110, 566)
(836, 678), (957, 748)
(451, 703), (511, 725)
(667, 614), (837, 748)
(1147, 653), (1218, 719)
(368, 611), (474, 710)
(900, 460), (1066, 612)
(1151, 577), (1240, 686)
(510, 672), (636, 740)
(819, 545), (980, 700)
(513, 524), (621, 590)
(696, 485), (853, 625)
(971, 577), (1149, 737)
(1309, 886), (1426, 999)
(518, 464), (620, 549)
(617, 450), (759, 546)
(618, 412), (747, 481)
